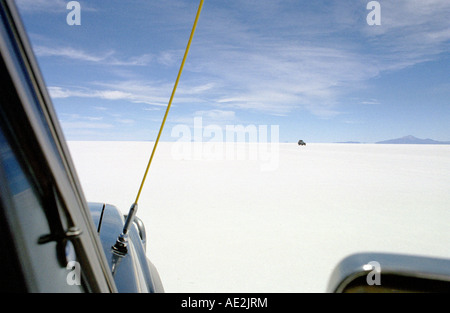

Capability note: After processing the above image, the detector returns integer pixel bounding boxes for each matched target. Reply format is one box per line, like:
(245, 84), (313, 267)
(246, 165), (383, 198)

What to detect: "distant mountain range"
(335, 135), (450, 144)
(376, 135), (450, 145)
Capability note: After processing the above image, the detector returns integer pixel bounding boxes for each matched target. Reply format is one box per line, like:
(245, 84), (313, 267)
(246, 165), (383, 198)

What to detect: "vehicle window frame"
(0, 0), (117, 292)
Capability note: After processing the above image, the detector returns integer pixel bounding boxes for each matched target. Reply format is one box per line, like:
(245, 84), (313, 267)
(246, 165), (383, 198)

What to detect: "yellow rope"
(134, 0), (204, 205)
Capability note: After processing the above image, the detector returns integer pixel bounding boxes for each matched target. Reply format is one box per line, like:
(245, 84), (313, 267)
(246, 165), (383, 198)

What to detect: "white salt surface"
(67, 141), (450, 292)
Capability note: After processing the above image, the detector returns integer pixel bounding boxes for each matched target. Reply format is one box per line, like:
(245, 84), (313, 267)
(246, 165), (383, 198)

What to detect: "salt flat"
(67, 141), (450, 292)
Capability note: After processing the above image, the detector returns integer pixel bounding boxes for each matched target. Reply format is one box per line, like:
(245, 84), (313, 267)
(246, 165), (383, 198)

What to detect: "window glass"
(0, 127), (84, 292)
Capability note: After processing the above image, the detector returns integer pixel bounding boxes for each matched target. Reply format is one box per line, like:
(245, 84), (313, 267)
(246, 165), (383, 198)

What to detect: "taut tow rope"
(112, 0), (204, 255)
(134, 0), (204, 206)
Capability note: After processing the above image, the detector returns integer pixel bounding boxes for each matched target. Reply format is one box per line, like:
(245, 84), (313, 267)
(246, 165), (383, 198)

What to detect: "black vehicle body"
(0, 0), (163, 292)
(89, 202), (163, 293)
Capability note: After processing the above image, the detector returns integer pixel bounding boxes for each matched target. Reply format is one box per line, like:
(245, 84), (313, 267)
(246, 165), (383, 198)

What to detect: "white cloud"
(34, 46), (106, 62)
(58, 111), (133, 133)
(61, 121), (113, 130)
(47, 78), (212, 109)
(156, 50), (183, 66)
(187, 41), (378, 117)
(34, 45), (152, 66)
(362, 0), (450, 65)
(361, 99), (381, 105)
(194, 109), (235, 121)
(16, 0), (97, 13)
(97, 90), (134, 101)
(48, 85), (157, 104)
(182, 0), (450, 117)
(40, 0), (450, 121)
(115, 118), (135, 124)
(15, 0), (67, 12)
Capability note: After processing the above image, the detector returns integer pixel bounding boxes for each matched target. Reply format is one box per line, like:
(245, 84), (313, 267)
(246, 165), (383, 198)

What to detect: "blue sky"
(16, 0), (450, 142)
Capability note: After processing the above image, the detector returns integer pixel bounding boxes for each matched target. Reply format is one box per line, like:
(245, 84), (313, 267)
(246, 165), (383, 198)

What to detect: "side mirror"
(327, 252), (450, 293)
